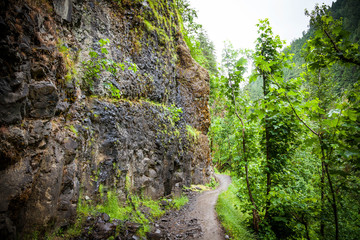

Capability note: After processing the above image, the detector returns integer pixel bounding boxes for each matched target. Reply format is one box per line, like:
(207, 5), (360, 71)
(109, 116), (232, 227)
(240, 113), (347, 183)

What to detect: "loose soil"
(150, 174), (232, 240)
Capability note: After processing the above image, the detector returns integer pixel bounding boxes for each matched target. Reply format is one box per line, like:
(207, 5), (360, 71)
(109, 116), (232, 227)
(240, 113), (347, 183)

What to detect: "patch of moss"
(57, 39), (78, 84)
(139, 0), (180, 51)
(65, 125), (78, 136)
(186, 125), (201, 142)
(144, 19), (155, 32)
(184, 184), (212, 192)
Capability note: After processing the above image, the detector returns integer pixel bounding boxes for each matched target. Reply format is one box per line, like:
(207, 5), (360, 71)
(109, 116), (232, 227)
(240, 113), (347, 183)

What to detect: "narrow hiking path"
(193, 174), (232, 240)
(152, 174), (232, 239)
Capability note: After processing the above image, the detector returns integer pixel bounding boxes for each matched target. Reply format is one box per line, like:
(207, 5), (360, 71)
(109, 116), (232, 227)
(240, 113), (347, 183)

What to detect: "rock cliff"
(0, 0), (212, 238)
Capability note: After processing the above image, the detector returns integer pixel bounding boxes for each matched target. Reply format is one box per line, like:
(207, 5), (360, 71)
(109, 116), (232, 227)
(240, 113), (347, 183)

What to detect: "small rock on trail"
(151, 174), (232, 240)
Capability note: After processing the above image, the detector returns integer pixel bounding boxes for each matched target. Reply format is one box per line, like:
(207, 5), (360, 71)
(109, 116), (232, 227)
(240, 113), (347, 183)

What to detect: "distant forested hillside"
(332, 0), (360, 42)
(285, 0), (360, 92)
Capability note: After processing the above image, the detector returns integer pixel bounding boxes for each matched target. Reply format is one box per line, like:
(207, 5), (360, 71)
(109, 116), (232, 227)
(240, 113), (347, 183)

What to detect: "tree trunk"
(324, 162), (339, 240)
(231, 87), (260, 233)
(263, 73), (271, 220)
(320, 161), (325, 240)
(319, 136), (339, 240)
(305, 221), (311, 240)
(243, 132), (260, 232)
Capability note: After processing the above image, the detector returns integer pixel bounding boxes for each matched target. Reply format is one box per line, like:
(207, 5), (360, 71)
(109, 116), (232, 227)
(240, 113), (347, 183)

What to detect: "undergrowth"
(206, 176), (219, 189)
(60, 188), (189, 238)
(216, 177), (254, 240)
(183, 176), (219, 192)
(173, 195), (189, 210)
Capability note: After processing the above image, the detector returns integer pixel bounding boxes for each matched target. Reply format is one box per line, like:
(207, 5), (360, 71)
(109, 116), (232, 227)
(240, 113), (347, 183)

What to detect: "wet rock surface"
(0, 0), (213, 238)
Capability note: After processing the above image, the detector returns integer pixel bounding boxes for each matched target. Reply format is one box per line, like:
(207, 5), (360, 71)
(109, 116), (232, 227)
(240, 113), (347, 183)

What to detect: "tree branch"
(323, 29), (360, 66)
(269, 74), (320, 137)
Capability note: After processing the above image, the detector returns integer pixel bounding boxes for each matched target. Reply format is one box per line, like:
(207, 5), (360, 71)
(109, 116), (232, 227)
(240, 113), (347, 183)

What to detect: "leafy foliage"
(285, 0), (360, 92)
(210, 2), (360, 239)
(167, 104), (183, 125)
(82, 38), (138, 97)
(304, 4), (360, 68)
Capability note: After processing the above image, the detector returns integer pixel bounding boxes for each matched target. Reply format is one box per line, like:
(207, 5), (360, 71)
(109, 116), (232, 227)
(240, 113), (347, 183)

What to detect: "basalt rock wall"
(0, 0), (212, 238)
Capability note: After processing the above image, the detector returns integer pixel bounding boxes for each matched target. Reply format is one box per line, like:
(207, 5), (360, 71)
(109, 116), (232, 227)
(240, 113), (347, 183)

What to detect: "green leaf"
(347, 110), (358, 121)
(101, 47), (109, 55)
(99, 38), (110, 47)
(287, 91), (297, 96)
(89, 51), (98, 58)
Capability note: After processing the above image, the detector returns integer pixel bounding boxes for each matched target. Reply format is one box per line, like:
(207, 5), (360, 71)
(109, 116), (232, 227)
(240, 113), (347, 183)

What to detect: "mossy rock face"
(0, 0), (213, 237)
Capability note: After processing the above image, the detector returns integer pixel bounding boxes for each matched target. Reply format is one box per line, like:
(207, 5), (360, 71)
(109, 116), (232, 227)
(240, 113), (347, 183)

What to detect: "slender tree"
(223, 44), (261, 232)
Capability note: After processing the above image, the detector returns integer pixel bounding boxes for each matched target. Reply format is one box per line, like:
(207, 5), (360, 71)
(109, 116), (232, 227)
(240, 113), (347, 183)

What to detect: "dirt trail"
(192, 174), (232, 240)
(153, 174), (232, 239)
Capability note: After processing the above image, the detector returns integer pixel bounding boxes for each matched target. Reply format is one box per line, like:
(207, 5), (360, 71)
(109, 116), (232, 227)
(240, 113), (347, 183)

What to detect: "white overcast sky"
(189, 0), (334, 61)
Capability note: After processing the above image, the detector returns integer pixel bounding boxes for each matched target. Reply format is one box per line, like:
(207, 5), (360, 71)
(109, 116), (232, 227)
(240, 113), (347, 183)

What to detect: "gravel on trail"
(148, 174), (232, 240)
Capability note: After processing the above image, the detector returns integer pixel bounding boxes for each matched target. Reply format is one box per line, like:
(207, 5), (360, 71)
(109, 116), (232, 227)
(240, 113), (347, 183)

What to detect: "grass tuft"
(173, 195), (189, 210)
(216, 180), (254, 240)
(96, 191), (132, 220)
(142, 197), (166, 218)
